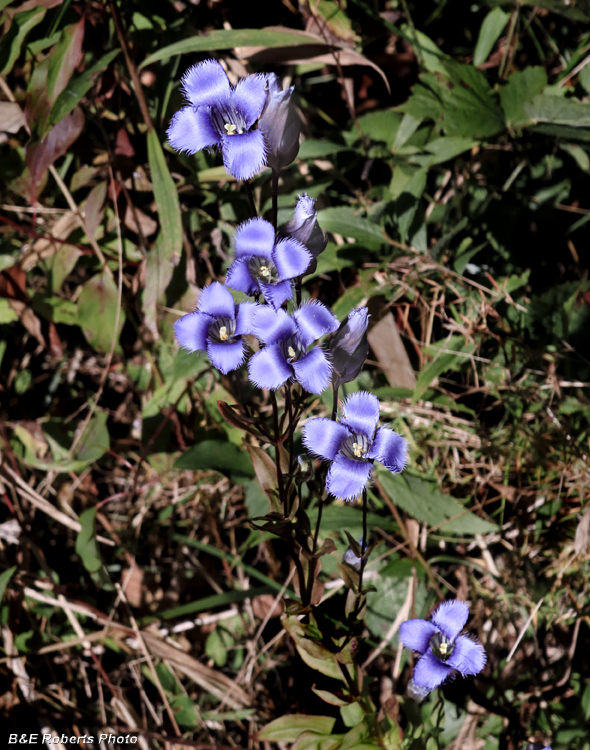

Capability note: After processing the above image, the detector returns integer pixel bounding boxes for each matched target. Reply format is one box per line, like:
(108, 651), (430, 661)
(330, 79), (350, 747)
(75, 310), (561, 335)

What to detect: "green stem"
(271, 170), (279, 230)
(244, 180), (258, 217)
(331, 384), (339, 421)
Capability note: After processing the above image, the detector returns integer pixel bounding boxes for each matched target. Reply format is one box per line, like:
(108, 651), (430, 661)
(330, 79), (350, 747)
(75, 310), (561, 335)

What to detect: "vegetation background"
(0, 0), (589, 748)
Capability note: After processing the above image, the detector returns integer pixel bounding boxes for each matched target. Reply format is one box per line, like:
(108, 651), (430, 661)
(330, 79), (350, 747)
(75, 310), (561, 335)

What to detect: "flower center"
(209, 104), (248, 138)
(248, 256), (279, 285)
(340, 433), (371, 461)
(281, 336), (307, 363)
(429, 632), (454, 662)
(209, 317), (236, 344)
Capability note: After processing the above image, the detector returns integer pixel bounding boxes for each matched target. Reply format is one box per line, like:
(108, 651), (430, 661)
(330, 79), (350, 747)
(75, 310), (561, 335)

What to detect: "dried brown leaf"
(368, 312), (416, 389)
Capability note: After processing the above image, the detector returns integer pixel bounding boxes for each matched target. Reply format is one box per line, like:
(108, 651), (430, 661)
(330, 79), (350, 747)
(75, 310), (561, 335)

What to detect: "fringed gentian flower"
(399, 600), (486, 694)
(167, 59), (267, 181)
(174, 282), (255, 375)
(258, 73), (300, 173)
(303, 392), (408, 501)
(330, 307), (369, 389)
(248, 302), (338, 394)
(225, 217), (311, 309)
(280, 193), (327, 274)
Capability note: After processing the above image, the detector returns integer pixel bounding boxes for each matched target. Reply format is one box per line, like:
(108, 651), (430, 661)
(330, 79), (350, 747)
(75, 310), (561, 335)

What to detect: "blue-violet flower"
(174, 282), (256, 375)
(399, 600), (486, 693)
(167, 59), (267, 181)
(258, 73), (300, 173)
(225, 217), (311, 309)
(248, 302), (338, 394)
(303, 392), (408, 501)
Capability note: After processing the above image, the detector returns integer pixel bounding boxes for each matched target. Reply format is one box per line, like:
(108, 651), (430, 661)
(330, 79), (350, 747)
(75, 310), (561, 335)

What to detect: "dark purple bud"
(258, 73), (300, 173)
(329, 307), (370, 389)
(280, 193), (327, 274)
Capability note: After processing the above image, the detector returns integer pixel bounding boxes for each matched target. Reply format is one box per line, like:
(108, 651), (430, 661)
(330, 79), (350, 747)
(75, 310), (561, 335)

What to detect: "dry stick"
(107, 0), (153, 132)
(115, 582), (182, 736)
(2, 465), (114, 545)
(374, 477), (444, 599)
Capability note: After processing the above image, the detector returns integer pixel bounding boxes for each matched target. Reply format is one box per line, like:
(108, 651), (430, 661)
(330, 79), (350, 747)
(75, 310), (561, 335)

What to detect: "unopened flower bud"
(406, 677), (431, 703)
(296, 454), (314, 484)
(258, 73), (300, 174)
(330, 307), (370, 389)
(342, 537), (365, 571)
(280, 193), (327, 274)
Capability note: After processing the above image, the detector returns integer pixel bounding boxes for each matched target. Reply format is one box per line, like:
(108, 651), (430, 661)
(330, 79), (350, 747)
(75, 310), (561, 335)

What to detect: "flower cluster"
(399, 600), (486, 697)
(170, 60), (408, 499)
(167, 59), (300, 180)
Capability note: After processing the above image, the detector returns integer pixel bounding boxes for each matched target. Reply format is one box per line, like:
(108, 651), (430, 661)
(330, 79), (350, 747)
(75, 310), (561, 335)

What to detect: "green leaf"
(317, 207), (384, 249)
(144, 131), (182, 333)
(357, 109), (404, 150)
(438, 61), (505, 139)
(75, 508), (102, 574)
(500, 66), (547, 128)
(366, 562), (428, 640)
(0, 566), (17, 602)
(258, 714), (336, 742)
(50, 48), (120, 125)
(340, 701), (364, 728)
(0, 8), (46, 76)
(47, 20), (84, 106)
(174, 440), (254, 478)
(282, 616), (351, 681)
(141, 28), (332, 68)
(298, 139), (351, 159)
(74, 410), (110, 464)
(525, 94), (590, 128)
(413, 335), (475, 402)
(0, 298), (19, 324)
(377, 471), (498, 535)
(423, 136), (476, 164)
(473, 7), (509, 67)
(147, 130), (182, 260)
(77, 268), (125, 353)
(170, 694), (199, 729)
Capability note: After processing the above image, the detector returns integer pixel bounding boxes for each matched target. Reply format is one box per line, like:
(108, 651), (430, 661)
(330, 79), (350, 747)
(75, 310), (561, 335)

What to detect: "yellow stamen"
(219, 325), (228, 341)
(439, 642), (448, 655)
(224, 123), (237, 135)
(352, 442), (363, 458)
(259, 265), (271, 279)
(288, 346), (296, 359)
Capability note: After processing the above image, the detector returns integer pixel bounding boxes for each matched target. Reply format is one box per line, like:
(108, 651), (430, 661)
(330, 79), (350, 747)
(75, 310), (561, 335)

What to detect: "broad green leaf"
(0, 566), (17, 601)
(317, 207), (384, 249)
(258, 714), (336, 742)
(298, 139), (352, 159)
(423, 136), (476, 164)
(141, 28), (329, 68)
(47, 20), (84, 105)
(500, 67), (548, 128)
(282, 616), (351, 681)
(340, 701), (364, 728)
(75, 508), (102, 574)
(174, 440), (254, 478)
(473, 7), (509, 67)
(75, 410), (110, 464)
(292, 732), (344, 750)
(438, 61), (505, 138)
(50, 48), (120, 125)
(525, 94), (590, 128)
(377, 471), (498, 535)
(413, 334), (475, 401)
(78, 268), (125, 353)
(0, 8), (46, 76)
(170, 694), (199, 729)
(357, 109), (404, 150)
(366, 562), (427, 640)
